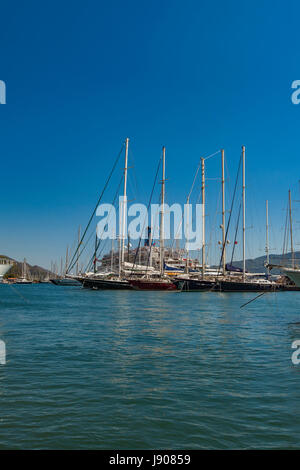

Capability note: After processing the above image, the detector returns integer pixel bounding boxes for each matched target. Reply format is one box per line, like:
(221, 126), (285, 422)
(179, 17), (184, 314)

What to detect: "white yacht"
(0, 258), (13, 282)
(282, 267), (300, 287)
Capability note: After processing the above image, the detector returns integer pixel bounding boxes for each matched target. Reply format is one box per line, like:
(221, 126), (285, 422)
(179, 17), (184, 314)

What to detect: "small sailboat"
(15, 258), (32, 284)
(50, 246), (81, 286)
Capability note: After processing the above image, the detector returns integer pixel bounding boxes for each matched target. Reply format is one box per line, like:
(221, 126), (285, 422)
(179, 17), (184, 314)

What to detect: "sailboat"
(173, 151), (221, 291)
(50, 246), (81, 286)
(15, 258), (32, 284)
(81, 138), (133, 290)
(128, 147), (177, 291)
(216, 147), (278, 292)
(82, 275), (132, 290)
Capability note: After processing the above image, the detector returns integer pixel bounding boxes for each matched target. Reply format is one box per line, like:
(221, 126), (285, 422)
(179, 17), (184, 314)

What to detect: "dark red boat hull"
(129, 279), (177, 291)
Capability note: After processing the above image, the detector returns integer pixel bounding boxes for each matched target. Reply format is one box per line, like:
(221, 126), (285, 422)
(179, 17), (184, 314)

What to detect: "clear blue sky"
(1, 0), (300, 269)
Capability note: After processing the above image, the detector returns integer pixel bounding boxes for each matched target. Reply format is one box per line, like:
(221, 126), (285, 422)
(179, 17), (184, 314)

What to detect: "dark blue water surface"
(0, 284), (299, 449)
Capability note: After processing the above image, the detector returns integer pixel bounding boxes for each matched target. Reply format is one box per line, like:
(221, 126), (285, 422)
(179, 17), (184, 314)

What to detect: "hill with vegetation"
(0, 255), (51, 280)
(225, 251), (300, 274)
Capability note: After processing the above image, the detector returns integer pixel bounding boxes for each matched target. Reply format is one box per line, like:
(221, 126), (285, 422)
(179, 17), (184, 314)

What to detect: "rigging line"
(171, 149), (221, 250)
(84, 175), (124, 272)
(217, 153), (242, 275)
(171, 181), (198, 251)
(282, 205), (289, 262)
(190, 158), (220, 247)
(240, 291), (268, 309)
(224, 155), (232, 203)
(128, 146), (142, 203)
(73, 224), (97, 274)
(90, 175), (124, 268)
(187, 158), (202, 201)
(203, 150), (221, 161)
(78, 229), (99, 273)
(206, 185), (222, 263)
(93, 222), (117, 269)
(72, 223), (98, 274)
(230, 202), (242, 265)
(286, 203), (291, 260)
(6, 283), (30, 304)
(94, 238), (109, 267)
(127, 173), (136, 202)
(130, 155), (162, 275)
(67, 141), (125, 272)
(134, 158), (162, 275)
(171, 155), (203, 250)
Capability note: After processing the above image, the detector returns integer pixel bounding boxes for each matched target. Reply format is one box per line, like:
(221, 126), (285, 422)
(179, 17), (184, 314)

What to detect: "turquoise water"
(0, 284), (299, 449)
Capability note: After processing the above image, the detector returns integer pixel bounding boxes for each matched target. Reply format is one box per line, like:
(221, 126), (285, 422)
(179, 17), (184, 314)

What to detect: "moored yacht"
(281, 267), (300, 288)
(173, 276), (216, 291)
(0, 258), (13, 282)
(82, 276), (132, 290)
(218, 276), (278, 292)
(50, 277), (81, 286)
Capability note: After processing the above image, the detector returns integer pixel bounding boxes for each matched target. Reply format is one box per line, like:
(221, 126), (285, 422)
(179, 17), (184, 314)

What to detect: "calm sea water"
(0, 284), (299, 449)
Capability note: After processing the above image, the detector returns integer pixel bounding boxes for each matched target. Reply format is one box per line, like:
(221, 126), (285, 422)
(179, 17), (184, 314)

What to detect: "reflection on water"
(0, 285), (299, 449)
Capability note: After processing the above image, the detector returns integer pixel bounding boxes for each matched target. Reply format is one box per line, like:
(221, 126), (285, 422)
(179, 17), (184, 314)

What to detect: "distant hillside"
(0, 255), (51, 280)
(225, 251), (300, 274)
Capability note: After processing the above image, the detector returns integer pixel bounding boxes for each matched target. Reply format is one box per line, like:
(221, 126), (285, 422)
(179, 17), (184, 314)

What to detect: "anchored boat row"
(50, 138), (300, 293)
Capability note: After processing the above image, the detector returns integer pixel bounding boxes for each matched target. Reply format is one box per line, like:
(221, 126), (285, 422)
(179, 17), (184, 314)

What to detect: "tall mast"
(118, 234), (121, 276)
(289, 189), (294, 268)
(149, 227), (153, 268)
(201, 157), (205, 279)
(65, 246), (69, 276)
(94, 234), (97, 274)
(266, 200), (269, 277)
(242, 145), (246, 281)
(127, 232), (130, 262)
(119, 137), (129, 278)
(160, 146), (166, 277)
(111, 239), (114, 272)
(221, 149), (226, 274)
(185, 196), (190, 274)
(76, 226), (80, 276)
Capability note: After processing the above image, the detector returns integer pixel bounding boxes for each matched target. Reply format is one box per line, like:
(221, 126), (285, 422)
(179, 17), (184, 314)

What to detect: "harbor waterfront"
(0, 284), (299, 450)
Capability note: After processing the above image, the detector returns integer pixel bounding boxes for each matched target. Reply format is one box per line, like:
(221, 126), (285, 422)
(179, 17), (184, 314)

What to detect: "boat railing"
(0, 258), (14, 265)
